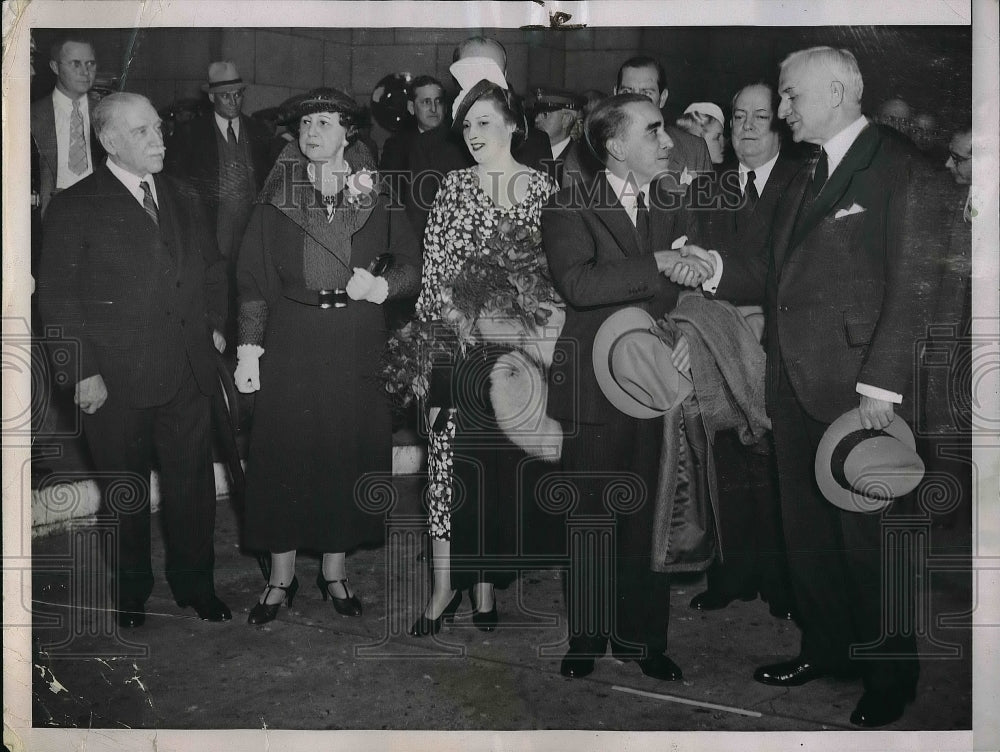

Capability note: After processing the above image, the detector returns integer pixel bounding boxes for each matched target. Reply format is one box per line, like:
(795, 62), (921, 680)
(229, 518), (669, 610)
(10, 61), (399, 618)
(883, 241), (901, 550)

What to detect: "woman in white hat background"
(676, 101), (728, 167)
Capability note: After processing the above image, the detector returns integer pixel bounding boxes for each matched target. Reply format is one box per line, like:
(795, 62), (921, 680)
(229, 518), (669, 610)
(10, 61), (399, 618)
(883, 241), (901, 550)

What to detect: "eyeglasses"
(948, 150), (972, 164)
(215, 90), (245, 101)
(59, 60), (97, 72)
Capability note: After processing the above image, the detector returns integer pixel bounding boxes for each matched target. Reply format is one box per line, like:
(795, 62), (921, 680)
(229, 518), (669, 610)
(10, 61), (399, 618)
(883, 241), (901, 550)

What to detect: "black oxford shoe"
(753, 658), (826, 686)
(560, 653), (595, 679)
(849, 688), (915, 728)
(623, 653), (684, 681)
(116, 602), (145, 629)
(177, 594), (232, 622)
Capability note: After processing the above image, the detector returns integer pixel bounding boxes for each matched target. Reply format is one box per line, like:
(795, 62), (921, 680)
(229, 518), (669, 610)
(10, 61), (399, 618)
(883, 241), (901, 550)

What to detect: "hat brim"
(203, 82), (246, 94)
(593, 307), (685, 420)
(814, 410), (922, 513)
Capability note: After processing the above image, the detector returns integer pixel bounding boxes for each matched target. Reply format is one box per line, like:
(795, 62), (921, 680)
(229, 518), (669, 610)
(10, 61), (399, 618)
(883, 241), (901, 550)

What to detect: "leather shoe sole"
(560, 655), (595, 679)
(116, 603), (145, 629)
(177, 595), (232, 622)
(753, 659), (826, 686)
(622, 654), (684, 681)
(850, 688), (915, 727)
(689, 591), (755, 611)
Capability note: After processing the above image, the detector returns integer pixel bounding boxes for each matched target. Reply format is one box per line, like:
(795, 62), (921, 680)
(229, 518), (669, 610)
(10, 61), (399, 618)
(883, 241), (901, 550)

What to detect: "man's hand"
(653, 248), (714, 288)
(858, 395), (895, 431)
(670, 333), (691, 375)
(212, 329), (226, 354)
(75, 374), (108, 414)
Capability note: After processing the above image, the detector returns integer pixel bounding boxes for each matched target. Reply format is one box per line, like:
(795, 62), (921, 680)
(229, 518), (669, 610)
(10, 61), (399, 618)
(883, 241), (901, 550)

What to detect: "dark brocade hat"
(282, 87), (361, 129)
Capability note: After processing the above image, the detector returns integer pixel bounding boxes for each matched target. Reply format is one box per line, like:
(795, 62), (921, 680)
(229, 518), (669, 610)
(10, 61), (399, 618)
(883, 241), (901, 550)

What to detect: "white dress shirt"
(604, 169), (650, 227)
(550, 136), (571, 160)
(52, 87), (94, 189)
(106, 158), (159, 210)
(215, 112), (240, 142)
(738, 150), (780, 198)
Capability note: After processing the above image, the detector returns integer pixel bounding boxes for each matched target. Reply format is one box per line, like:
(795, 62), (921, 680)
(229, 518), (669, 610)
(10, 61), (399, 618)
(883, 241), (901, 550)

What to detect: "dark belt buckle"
(318, 289), (348, 309)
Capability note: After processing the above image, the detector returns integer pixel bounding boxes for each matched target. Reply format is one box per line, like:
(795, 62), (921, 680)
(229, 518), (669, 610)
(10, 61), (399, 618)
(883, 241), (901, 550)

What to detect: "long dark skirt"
(242, 297), (389, 553)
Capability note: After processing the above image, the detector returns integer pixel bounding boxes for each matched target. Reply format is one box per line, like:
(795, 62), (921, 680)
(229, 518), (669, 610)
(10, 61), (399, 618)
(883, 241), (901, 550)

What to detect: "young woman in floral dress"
(409, 59), (562, 636)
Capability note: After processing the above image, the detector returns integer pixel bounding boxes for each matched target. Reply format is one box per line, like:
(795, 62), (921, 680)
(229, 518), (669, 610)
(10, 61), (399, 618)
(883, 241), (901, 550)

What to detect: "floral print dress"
(415, 166), (555, 540)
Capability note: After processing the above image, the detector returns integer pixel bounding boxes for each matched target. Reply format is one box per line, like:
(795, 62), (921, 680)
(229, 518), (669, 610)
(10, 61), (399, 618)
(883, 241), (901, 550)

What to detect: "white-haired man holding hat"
(686, 46), (949, 727)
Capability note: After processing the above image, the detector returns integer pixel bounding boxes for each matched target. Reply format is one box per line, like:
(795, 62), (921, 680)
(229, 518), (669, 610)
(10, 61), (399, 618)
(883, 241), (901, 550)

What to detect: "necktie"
(140, 180), (159, 226)
(811, 148), (829, 196)
(635, 190), (651, 250)
(69, 99), (88, 175)
(745, 169), (760, 209)
(227, 119), (237, 148)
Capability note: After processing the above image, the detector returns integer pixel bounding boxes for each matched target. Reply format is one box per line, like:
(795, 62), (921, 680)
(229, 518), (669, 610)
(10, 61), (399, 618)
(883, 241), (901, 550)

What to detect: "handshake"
(653, 238), (717, 288)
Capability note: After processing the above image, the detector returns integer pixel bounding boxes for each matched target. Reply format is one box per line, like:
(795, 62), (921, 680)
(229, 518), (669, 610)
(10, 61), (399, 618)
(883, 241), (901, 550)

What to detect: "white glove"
(234, 344), (264, 393)
(346, 267), (388, 304)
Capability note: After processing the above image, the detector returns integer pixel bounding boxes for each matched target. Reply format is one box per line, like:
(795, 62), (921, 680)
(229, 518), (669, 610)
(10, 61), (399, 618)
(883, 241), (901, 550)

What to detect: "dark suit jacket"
(714, 123), (948, 424)
(164, 113), (272, 238)
(665, 124), (713, 175)
(30, 91), (106, 217)
(38, 165), (227, 409)
(543, 173), (700, 425)
(703, 153), (802, 303)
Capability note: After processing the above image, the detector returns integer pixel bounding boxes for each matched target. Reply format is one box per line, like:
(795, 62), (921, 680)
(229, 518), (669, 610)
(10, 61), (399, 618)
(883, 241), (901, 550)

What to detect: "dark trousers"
(705, 430), (794, 608)
(82, 365), (218, 605)
(769, 362), (918, 694)
(560, 414), (670, 659)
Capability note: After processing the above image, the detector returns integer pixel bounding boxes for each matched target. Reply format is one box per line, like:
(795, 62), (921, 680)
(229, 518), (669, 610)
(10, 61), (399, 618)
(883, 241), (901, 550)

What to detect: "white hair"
(781, 46), (864, 105)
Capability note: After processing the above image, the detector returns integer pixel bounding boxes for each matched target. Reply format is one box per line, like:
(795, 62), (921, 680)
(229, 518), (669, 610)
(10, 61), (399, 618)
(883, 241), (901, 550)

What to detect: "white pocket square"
(835, 203), (866, 219)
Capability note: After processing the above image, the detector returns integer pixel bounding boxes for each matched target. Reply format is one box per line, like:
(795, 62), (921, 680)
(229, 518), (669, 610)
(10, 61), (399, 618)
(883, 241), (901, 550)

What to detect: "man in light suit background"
(30, 34), (105, 216)
(694, 46), (947, 728)
(38, 92), (231, 630)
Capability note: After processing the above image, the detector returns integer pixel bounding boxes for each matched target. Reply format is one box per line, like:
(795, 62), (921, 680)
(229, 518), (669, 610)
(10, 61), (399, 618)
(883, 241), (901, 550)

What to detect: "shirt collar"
(550, 136), (571, 159)
(52, 86), (88, 113)
(822, 115), (868, 175)
(106, 158), (157, 204)
(215, 112), (240, 139)
(739, 150), (780, 191)
(604, 169), (649, 207)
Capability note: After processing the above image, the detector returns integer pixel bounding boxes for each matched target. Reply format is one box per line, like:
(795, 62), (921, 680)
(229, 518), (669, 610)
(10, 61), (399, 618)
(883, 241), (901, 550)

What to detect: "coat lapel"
(590, 174), (644, 258)
(787, 124), (881, 252)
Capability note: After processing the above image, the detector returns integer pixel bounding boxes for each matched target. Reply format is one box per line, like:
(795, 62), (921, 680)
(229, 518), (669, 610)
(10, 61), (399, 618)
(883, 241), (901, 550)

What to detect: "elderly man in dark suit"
(614, 56), (713, 180)
(543, 93), (713, 682)
(38, 92), (231, 629)
(692, 47), (947, 727)
(30, 34), (105, 216)
(689, 82), (798, 620)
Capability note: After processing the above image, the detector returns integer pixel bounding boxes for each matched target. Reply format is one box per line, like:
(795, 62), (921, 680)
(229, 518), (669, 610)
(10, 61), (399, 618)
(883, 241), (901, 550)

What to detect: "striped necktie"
(140, 180), (159, 226)
(69, 99), (88, 175)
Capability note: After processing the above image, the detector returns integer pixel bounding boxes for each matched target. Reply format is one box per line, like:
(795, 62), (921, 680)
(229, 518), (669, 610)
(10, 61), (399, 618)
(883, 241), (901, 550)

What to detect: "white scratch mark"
(34, 664), (67, 695)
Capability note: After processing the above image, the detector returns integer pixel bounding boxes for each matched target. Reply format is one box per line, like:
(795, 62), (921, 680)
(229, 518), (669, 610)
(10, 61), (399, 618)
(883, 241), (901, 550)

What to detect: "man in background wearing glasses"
(31, 34), (104, 216)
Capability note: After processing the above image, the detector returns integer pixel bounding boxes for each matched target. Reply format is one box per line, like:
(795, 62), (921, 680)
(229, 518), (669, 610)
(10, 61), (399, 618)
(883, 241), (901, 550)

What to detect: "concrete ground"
(28, 474), (974, 736)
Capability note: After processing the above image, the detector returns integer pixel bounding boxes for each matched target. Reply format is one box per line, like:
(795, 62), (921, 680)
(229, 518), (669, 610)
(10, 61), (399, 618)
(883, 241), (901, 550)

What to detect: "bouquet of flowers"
(380, 217), (563, 407)
(447, 216), (561, 333)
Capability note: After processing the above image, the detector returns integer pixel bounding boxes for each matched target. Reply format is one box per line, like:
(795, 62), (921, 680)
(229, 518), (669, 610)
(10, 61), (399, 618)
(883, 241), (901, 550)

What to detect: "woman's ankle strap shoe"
(247, 576), (299, 625)
(316, 573), (363, 617)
